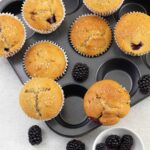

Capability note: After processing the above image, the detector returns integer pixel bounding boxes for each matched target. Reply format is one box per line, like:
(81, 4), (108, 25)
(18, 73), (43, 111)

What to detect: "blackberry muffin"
(22, 0), (65, 33)
(70, 15), (112, 57)
(24, 41), (68, 80)
(115, 12), (150, 56)
(19, 78), (64, 120)
(83, 0), (124, 16)
(84, 80), (130, 126)
(0, 13), (26, 57)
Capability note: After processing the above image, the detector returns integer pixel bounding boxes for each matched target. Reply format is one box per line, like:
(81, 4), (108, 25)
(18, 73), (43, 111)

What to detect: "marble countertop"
(0, 58), (150, 150)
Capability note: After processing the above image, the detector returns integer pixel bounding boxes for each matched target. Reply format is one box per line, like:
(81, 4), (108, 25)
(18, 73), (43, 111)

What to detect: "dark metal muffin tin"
(0, 0), (150, 137)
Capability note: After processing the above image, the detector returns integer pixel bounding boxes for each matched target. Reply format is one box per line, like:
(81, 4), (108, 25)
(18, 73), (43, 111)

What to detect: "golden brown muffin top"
(22, 0), (65, 32)
(70, 15), (112, 57)
(19, 78), (64, 120)
(115, 12), (150, 56)
(84, 80), (130, 126)
(84, 0), (123, 14)
(24, 41), (67, 80)
(0, 15), (25, 57)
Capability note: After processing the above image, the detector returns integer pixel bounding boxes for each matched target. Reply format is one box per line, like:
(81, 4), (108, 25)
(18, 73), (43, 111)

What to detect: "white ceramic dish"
(92, 127), (145, 150)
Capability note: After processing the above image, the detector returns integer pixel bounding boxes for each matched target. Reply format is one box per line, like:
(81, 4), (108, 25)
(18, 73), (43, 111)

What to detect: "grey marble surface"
(0, 58), (150, 150)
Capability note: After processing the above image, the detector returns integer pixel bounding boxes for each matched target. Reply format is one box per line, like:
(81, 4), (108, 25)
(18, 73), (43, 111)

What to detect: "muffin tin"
(0, 0), (150, 137)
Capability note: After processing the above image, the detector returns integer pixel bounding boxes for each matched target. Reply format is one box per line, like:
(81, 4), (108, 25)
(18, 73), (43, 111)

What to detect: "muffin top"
(84, 80), (130, 126)
(0, 14), (25, 57)
(115, 12), (150, 56)
(84, 0), (123, 14)
(19, 78), (64, 120)
(22, 0), (65, 32)
(70, 15), (112, 57)
(24, 41), (67, 80)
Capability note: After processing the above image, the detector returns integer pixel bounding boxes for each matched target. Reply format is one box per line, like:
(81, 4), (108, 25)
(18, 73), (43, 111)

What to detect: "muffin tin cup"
(69, 14), (113, 58)
(114, 11), (150, 56)
(83, 0), (125, 16)
(96, 58), (141, 97)
(21, 0), (66, 34)
(0, 13), (26, 58)
(22, 78), (65, 121)
(23, 40), (69, 81)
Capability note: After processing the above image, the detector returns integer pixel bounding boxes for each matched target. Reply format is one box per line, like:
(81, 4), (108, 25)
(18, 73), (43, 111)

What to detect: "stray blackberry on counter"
(105, 135), (121, 149)
(28, 125), (42, 145)
(72, 63), (89, 82)
(96, 143), (106, 150)
(66, 139), (85, 150)
(138, 74), (150, 94)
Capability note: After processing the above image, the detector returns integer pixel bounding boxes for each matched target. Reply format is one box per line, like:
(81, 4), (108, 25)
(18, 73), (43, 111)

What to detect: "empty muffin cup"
(96, 58), (140, 96)
(56, 84), (88, 128)
(63, 0), (82, 15)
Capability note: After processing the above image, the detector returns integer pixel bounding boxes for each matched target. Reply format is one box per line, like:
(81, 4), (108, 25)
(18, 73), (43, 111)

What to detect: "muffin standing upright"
(0, 13), (26, 57)
(23, 41), (68, 80)
(83, 0), (124, 16)
(115, 12), (150, 56)
(70, 15), (112, 57)
(19, 78), (64, 120)
(22, 0), (66, 34)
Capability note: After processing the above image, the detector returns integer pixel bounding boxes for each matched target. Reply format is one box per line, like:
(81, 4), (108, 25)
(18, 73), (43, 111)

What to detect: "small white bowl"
(92, 127), (145, 150)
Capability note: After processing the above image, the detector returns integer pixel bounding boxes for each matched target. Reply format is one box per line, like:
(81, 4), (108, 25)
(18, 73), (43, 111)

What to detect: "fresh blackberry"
(66, 139), (85, 150)
(96, 143), (106, 150)
(138, 74), (150, 94)
(105, 135), (121, 149)
(72, 63), (89, 82)
(28, 125), (42, 145)
(121, 135), (133, 146)
(119, 143), (131, 150)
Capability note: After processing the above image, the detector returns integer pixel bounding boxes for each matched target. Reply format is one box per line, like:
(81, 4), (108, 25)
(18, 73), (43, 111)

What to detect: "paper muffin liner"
(83, 0), (124, 16)
(0, 13), (26, 58)
(23, 40), (68, 80)
(114, 11), (150, 56)
(21, 78), (65, 121)
(21, 0), (66, 34)
(69, 14), (112, 58)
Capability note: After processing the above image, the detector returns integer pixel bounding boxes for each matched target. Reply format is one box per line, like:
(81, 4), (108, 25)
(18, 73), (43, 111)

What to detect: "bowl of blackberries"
(92, 127), (145, 150)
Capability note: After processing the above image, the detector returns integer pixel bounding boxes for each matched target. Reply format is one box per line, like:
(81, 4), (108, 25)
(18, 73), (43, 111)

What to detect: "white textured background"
(0, 58), (150, 150)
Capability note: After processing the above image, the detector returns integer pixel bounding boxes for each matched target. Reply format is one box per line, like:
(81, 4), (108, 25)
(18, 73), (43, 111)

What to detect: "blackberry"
(138, 74), (150, 94)
(66, 139), (85, 150)
(119, 143), (131, 150)
(96, 143), (106, 150)
(72, 63), (89, 82)
(121, 135), (133, 146)
(28, 125), (42, 145)
(105, 135), (121, 149)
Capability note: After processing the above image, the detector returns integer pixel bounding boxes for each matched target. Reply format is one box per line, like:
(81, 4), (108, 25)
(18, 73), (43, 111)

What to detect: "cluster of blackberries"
(96, 135), (133, 150)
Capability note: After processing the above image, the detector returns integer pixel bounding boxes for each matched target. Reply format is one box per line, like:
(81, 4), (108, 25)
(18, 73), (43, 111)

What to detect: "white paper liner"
(21, 0), (66, 34)
(69, 14), (112, 58)
(0, 13), (26, 58)
(23, 40), (68, 80)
